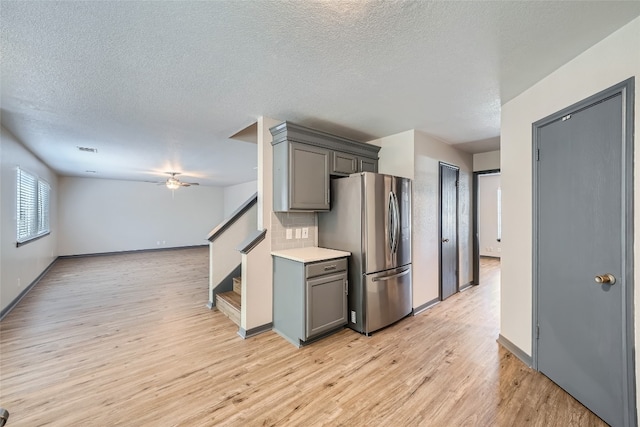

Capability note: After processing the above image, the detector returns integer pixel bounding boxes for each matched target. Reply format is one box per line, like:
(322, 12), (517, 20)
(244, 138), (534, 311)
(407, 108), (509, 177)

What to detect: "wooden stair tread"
(216, 291), (241, 327)
(217, 291), (241, 309)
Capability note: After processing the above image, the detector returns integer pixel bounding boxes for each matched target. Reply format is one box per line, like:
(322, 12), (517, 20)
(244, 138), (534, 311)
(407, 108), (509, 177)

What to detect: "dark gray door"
(535, 82), (634, 427)
(440, 163), (458, 300)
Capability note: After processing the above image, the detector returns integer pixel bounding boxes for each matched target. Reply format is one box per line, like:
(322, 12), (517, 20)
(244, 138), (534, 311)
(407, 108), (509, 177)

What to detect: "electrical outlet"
(286, 229), (292, 240)
(157, 241), (161, 246)
(302, 227), (309, 238)
(497, 247), (502, 252)
(295, 228), (301, 239)
(17, 278), (21, 288)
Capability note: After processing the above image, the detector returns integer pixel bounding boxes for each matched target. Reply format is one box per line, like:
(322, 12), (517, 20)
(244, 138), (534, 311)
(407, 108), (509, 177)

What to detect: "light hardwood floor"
(0, 250), (605, 426)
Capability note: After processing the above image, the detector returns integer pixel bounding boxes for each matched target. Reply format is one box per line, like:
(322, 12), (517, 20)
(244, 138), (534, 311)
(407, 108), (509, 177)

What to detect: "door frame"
(472, 168), (501, 286)
(439, 162), (460, 300)
(532, 78), (635, 425)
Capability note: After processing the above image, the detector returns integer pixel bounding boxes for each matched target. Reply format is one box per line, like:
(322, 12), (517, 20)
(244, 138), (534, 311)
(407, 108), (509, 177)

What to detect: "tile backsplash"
(271, 212), (317, 251)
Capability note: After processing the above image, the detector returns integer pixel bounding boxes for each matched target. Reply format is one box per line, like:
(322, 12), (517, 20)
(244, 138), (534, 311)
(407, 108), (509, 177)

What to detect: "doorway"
(439, 162), (459, 300)
(472, 169), (501, 286)
(533, 78), (634, 426)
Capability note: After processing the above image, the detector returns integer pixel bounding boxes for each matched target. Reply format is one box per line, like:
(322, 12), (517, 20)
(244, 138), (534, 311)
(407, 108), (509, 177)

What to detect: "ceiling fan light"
(166, 178), (180, 190)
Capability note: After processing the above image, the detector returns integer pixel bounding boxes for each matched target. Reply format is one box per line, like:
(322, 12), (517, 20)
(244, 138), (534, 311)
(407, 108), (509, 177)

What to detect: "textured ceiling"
(2, 1), (639, 186)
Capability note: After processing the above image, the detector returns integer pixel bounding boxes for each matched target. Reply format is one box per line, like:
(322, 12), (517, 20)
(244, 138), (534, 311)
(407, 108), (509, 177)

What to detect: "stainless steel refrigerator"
(318, 172), (412, 335)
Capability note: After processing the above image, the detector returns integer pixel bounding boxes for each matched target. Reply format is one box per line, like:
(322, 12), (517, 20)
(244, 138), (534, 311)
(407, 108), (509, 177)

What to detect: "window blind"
(17, 168), (50, 244)
(37, 180), (50, 234)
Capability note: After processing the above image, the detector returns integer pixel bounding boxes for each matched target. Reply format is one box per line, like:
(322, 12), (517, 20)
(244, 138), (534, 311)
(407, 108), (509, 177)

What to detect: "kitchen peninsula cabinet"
(272, 247), (351, 347)
(270, 121), (380, 211)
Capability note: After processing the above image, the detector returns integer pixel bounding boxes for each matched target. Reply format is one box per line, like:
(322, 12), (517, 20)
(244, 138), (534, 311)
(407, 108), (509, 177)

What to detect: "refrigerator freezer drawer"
(364, 265), (412, 334)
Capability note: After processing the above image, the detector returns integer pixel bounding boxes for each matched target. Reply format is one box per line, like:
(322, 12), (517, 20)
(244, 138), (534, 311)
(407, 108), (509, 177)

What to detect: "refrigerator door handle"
(388, 191), (395, 253)
(371, 268), (410, 282)
(392, 191), (400, 254)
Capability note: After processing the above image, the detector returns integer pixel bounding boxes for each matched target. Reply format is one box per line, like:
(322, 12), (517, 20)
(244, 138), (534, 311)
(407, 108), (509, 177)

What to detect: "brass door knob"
(595, 274), (616, 285)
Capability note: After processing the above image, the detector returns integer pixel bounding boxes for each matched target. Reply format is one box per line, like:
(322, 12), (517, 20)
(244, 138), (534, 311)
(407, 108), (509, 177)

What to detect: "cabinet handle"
(345, 279), (348, 295)
(324, 265), (337, 271)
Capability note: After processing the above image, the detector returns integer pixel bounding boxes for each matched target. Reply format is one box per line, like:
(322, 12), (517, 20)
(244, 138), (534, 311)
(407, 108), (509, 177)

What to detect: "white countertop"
(271, 247), (350, 263)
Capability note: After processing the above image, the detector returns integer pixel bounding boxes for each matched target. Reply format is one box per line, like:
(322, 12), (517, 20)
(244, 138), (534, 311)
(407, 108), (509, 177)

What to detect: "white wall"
(370, 129), (473, 310)
(1, 126), (58, 313)
(243, 116), (281, 331)
(473, 150), (500, 171)
(57, 177), (224, 255)
(500, 16), (639, 413)
(223, 180), (257, 218)
(413, 130), (474, 307)
(478, 174), (501, 258)
(373, 129), (415, 180)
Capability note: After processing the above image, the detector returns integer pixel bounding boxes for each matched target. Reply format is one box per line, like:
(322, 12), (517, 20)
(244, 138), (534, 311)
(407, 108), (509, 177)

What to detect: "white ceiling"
(2, 1), (639, 186)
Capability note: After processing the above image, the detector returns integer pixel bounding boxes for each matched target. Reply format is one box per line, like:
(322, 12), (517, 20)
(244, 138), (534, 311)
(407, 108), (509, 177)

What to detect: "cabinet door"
(359, 157), (378, 173)
(306, 272), (347, 339)
(290, 142), (330, 211)
(331, 151), (357, 176)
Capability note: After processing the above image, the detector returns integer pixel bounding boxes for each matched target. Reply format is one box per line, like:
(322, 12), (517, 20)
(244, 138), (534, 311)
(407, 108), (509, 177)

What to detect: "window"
(17, 168), (50, 245)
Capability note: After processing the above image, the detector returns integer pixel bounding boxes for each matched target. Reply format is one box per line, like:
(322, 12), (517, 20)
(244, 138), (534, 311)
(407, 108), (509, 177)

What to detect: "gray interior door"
(440, 163), (459, 300)
(535, 84), (633, 426)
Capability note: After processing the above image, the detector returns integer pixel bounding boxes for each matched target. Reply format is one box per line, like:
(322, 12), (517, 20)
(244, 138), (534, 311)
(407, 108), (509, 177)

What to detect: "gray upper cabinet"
(270, 122), (380, 211)
(273, 141), (330, 212)
(359, 157), (378, 173)
(332, 151), (358, 175)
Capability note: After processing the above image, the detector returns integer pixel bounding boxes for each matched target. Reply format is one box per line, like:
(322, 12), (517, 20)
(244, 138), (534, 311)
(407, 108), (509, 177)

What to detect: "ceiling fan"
(160, 172), (200, 190)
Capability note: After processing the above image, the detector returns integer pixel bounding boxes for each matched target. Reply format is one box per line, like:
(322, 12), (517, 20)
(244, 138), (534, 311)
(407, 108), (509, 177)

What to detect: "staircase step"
(233, 276), (242, 295)
(216, 291), (241, 326)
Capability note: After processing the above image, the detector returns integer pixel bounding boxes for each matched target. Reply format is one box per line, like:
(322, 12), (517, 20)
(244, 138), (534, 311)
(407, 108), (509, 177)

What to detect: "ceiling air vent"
(77, 146), (98, 153)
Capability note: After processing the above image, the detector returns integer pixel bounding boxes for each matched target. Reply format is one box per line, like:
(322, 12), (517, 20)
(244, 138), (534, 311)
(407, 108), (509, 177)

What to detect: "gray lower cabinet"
(273, 257), (348, 347)
(273, 141), (330, 212)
